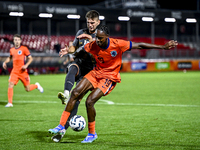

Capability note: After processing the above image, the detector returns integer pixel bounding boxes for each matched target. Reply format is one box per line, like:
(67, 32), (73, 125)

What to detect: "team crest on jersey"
(110, 51), (117, 57)
(18, 50), (22, 55)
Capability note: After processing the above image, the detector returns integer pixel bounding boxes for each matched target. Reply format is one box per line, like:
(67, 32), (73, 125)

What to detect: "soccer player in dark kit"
(48, 10), (100, 142)
(49, 25), (178, 143)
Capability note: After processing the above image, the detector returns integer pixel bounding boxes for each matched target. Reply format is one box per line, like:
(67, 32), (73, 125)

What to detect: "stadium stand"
(0, 34), (195, 53)
(0, 34), (75, 52)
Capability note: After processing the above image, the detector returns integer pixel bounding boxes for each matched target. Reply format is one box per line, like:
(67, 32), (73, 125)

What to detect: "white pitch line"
(0, 94), (198, 107)
(114, 103), (199, 107)
(0, 100), (198, 107)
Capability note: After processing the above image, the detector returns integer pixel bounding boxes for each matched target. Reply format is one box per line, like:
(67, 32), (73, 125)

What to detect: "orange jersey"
(10, 45), (31, 73)
(84, 38), (132, 83)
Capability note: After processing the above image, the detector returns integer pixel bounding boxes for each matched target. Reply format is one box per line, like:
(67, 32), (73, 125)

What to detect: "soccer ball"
(69, 115), (86, 131)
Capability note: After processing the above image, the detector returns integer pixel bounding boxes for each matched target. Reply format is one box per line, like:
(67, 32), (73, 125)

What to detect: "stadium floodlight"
(118, 16), (130, 21)
(9, 12), (24, 17)
(67, 14), (80, 19)
(142, 17), (154, 22)
(164, 18), (176, 22)
(39, 13), (53, 18)
(99, 16), (105, 20)
(186, 18), (197, 23)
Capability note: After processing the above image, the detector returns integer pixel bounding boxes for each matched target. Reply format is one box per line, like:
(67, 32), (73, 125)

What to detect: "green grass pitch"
(0, 72), (200, 150)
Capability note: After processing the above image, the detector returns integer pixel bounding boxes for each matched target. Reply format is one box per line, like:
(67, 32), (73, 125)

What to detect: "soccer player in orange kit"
(2, 34), (43, 107)
(49, 25), (178, 143)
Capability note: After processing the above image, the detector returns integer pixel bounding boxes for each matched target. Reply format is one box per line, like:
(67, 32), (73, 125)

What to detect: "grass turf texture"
(0, 72), (200, 150)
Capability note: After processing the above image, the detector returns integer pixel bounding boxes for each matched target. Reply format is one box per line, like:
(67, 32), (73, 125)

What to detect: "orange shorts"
(9, 71), (30, 86)
(84, 70), (117, 96)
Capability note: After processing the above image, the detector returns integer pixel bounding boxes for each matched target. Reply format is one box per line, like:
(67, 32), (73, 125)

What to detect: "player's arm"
(77, 34), (93, 42)
(59, 33), (93, 57)
(131, 40), (178, 50)
(2, 55), (12, 70)
(22, 55), (33, 70)
(59, 45), (77, 57)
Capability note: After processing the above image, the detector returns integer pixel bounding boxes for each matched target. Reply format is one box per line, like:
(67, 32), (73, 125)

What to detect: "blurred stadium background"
(0, 0), (200, 74)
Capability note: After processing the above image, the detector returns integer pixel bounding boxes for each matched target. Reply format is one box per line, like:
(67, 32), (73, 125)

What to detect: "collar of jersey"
(15, 45), (21, 50)
(101, 38), (110, 50)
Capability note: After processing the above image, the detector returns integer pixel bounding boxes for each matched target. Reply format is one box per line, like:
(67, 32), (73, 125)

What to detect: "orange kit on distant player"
(9, 45), (31, 86)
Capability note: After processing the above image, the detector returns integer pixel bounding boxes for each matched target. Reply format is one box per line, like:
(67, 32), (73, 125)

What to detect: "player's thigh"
(19, 72), (30, 87)
(71, 77), (93, 98)
(86, 88), (104, 106)
(9, 72), (19, 86)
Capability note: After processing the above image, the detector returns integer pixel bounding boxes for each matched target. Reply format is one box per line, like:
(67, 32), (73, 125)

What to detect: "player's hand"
(163, 40), (178, 50)
(59, 44), (69, 57)
(21, 65), (28, 71)
(2, 62), (7, 70)
(77, 34), (93, 42)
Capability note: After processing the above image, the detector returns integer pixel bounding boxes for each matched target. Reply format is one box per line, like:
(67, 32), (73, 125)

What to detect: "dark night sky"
(6, 0), (199, 11)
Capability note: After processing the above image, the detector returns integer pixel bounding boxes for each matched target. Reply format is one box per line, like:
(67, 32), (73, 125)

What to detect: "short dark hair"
(85, 10), (100, 20)
(13, 34), (21, 40)
(97, 25), (110, 35)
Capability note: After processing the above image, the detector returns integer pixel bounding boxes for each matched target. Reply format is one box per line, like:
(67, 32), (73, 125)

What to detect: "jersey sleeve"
(24, 46), (31, 56)
(84, 42), (91, 53)
(117, 39), (132, 53)
(72, 29), (83, 47)
(9, 48), (12, 56)
(83, 41), (96, 55)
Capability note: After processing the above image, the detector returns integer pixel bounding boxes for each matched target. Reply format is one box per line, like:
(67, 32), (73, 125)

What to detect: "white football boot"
(57, 90), (69, 105)
(5, 103), (13, 107)
(35, 82), (44, 93)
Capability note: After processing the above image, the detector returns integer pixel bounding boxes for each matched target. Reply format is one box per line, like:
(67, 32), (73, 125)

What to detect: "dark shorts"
(66, 59), (93, 84)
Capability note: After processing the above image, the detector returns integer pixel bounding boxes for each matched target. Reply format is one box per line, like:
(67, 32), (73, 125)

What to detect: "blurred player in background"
(50, 25), (178, 143)
(2, 34), (43, 107)
(49, 10), (100, 142)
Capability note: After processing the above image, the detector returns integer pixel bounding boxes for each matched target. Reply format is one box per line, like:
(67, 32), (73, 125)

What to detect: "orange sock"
(60, 111), (71, 127)
(8, 88), (13, 104)
(88, 121), (96, 134)
(29, 84), (38, 91)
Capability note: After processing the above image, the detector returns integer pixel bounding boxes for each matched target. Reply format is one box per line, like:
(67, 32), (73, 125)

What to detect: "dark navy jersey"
(73, 28), (96, 48)
(72, 28), (96, 70)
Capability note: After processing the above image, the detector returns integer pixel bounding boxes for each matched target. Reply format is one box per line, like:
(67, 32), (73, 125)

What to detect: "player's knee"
(68, 65), (78, 75)
(25, 87), (30, 92)
(71, 88), (80, 99)
(8, 82), (14, 88)
(85, 98), (94, 109)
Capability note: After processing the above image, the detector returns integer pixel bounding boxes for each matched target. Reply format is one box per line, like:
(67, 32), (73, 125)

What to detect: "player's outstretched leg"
(49, 78), (92, 136)
(51, 100), (80, 142)
(58, 65), (78, 104)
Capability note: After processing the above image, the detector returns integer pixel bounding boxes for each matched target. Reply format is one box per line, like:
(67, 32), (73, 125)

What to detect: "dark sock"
(65, 100), (80, 129)
(64, 65), (78, 91)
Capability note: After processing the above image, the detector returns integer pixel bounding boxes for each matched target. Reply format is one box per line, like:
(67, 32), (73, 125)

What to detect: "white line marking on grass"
(0, 100), (58, 103)
(0, 100), (198, 107)
(0, 94), (198, 107)
(113, 103), (199, 107)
